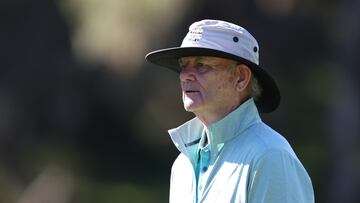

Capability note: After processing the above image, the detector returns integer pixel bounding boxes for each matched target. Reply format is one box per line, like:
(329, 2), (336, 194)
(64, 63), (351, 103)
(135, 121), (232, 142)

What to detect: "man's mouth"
(185, 90), (199, 93)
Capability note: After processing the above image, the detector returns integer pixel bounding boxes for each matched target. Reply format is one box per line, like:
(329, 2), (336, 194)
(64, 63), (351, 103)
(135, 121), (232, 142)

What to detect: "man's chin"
(183, 99), (203, 112)
(183, 104), (197, 112)
(184, 106), (194, 112)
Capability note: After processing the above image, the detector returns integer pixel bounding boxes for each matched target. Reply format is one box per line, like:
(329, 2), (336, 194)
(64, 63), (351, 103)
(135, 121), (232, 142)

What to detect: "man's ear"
(235, 64), (252, 92)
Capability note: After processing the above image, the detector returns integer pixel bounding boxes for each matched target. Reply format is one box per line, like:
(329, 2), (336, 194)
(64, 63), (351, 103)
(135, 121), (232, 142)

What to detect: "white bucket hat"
(145, 19), (280, 113)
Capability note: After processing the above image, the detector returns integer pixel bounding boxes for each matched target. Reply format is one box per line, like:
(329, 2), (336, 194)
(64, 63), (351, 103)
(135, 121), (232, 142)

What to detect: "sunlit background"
(0, 0), (359, 202)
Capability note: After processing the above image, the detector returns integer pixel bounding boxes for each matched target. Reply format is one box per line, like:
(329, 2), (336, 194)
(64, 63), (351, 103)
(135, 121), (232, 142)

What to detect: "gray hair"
(250, 75), (262, 100)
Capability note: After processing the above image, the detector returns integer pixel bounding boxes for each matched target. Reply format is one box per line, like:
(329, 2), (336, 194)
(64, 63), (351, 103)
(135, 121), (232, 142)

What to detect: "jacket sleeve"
(247, 148), (314, 203)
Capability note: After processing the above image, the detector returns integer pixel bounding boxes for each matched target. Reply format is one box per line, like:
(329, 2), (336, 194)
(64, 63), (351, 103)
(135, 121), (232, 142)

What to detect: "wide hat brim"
(145, 47), (280, 113)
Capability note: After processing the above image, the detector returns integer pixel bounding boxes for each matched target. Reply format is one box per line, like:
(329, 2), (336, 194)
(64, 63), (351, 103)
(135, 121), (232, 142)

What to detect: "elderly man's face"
(179, 56), (242, 117)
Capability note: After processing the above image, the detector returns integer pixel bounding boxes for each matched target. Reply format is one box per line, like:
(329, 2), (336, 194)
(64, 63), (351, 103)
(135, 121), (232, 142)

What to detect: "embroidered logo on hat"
(187, 27), (203, 42)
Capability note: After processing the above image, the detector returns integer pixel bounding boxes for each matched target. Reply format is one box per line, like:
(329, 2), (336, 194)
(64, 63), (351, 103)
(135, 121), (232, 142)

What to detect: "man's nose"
(180, 66), (196, 82)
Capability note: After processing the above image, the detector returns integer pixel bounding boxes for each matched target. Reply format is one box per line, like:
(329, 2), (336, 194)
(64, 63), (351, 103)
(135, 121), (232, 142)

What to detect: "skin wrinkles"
(179, 56), (252, 127)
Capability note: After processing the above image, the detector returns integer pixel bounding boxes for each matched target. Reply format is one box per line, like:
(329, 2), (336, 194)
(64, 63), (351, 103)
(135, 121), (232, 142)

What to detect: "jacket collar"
(168, 98), (261, 163)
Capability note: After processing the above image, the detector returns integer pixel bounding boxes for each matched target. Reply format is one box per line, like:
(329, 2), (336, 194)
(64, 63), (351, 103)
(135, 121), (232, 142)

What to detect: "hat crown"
(181, 19), (260, 65)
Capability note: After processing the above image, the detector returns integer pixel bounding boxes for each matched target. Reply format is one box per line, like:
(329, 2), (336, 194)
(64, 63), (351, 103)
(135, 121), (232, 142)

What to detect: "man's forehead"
(179, 56), (237, 64)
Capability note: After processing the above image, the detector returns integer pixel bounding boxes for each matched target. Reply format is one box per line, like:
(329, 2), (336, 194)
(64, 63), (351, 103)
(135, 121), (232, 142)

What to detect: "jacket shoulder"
(224, 122), (298, 163)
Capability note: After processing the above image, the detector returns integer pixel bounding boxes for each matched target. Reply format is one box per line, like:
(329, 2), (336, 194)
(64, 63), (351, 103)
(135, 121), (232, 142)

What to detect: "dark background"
(0, 0), (359, 202)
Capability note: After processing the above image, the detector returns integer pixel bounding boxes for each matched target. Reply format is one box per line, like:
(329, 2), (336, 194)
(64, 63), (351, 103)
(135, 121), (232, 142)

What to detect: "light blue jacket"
(168, 99), (314, 203)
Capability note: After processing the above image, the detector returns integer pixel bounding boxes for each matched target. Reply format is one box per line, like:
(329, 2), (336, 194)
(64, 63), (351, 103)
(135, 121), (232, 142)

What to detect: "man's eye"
(178, 59), (187, 69)
(196, 63), (211, 72)
(196, 62), (204, 67)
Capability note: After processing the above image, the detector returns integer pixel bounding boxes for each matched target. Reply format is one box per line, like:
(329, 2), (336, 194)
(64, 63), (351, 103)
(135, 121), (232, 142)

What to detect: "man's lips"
(184, 90), (199, 93)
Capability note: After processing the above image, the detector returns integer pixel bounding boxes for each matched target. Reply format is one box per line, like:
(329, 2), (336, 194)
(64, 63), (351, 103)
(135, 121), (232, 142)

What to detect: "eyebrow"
(179, 56), (226, 67)
(179, 56), (214, 63)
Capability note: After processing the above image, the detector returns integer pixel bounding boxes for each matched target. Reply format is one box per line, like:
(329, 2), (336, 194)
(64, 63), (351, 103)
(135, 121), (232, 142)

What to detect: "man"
(145, 19), (314, 203)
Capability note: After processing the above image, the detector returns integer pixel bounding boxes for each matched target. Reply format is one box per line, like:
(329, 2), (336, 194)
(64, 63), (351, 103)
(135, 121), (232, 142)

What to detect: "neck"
(194, 96), (251, 127)
(194, 103), (240, 127)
